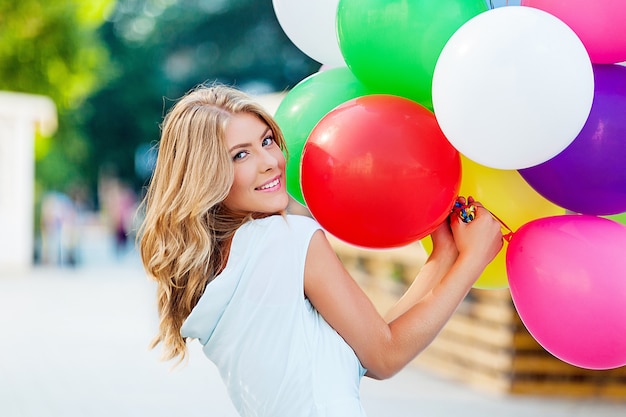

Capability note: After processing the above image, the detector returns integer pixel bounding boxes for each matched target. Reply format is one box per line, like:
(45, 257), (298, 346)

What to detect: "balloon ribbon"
(452, 198), (514, 242)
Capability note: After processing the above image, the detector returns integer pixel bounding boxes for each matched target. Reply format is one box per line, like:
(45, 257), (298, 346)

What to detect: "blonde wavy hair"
(138, 84), (287, 363)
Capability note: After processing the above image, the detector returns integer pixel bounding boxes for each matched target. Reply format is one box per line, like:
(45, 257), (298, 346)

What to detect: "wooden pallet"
(330, 238), (626, 400)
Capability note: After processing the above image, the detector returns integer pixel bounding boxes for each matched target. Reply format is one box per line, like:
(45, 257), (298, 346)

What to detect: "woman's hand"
(429, 219), (458, 260)
(450, 196), (503, 271)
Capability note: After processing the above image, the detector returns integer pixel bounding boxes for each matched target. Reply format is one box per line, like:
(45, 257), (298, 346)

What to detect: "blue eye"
(262, 135), (275, 147)
(233, 150), (248, 161)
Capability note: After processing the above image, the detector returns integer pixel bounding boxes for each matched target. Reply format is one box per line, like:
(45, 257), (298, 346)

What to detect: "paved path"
(0, 231), (624, 416)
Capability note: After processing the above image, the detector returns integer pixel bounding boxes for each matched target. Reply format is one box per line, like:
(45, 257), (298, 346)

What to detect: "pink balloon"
(506, 215), (626, 369)
(522, 0), (626, 64)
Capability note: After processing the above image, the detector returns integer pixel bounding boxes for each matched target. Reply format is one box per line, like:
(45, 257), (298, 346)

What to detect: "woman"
(138, 84), (503, 417)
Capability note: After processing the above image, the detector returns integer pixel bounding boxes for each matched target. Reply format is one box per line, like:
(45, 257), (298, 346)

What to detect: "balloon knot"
(452, 196), (516, 240)
(452, 199), (476, 223)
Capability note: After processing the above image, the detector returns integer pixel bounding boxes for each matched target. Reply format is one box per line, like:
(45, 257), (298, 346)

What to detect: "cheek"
(276, 150), (287, 170)
(228, 166), (253, 199)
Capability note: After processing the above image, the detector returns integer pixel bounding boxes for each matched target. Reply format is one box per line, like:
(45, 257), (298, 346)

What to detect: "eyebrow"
(228, 127), (272, 153)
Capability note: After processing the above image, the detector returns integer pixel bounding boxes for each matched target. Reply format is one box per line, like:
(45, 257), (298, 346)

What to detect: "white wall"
(0, 92), (56, 272)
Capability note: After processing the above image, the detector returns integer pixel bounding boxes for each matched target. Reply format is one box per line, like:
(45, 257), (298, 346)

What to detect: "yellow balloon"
(421, 156), (564, 289)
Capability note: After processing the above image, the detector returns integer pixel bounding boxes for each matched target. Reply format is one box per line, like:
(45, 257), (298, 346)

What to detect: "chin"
(271, 195), (290, 214)
(253, 196), (289, 215)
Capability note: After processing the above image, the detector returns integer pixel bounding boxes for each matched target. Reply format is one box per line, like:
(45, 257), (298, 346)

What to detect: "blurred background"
(1, 1), (625, 416)
(0, 0), (320, 270)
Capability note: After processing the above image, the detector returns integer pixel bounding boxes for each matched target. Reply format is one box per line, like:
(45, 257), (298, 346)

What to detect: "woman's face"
(222, 112), (289, 214)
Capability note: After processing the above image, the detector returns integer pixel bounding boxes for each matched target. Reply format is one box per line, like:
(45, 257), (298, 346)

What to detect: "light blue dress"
(181, 215), (368, 417)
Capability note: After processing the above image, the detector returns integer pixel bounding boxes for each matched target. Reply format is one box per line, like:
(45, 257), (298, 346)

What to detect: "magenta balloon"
(506, 215), (626, 370)
(522, 0), (626, 64)
(519, 64), (626, 215)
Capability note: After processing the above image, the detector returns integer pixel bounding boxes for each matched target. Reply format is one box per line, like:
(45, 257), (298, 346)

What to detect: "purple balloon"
(519, 64), (626, 215)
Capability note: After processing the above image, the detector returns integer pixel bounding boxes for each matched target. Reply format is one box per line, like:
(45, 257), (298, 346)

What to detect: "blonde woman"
(138, 84), (503, 417)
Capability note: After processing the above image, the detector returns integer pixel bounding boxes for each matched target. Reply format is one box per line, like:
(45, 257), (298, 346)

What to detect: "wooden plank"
(362, 257), (396, 280)
(440, 314), (514, 349)
(413, 351), (513, 394)
(422, 330), (513, 373)
(415, 348), (626, 400)
(601, 382), (626, 400)
(468, 302), (515, 326)
(511, 355), (613, 376)
(470, 288), (513, 302)
(606, 368), (626, 377)
(511, 330), (545, 350)
(510, 379), (602, 397)
(509, 374), (626, 399)
(330, 236), (427, 268)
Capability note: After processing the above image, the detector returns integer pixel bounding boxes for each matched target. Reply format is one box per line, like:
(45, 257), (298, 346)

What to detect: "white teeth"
(259, 179), (279, 190)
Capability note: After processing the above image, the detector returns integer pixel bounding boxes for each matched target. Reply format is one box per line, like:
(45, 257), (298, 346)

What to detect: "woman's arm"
(304, 205), (503, 380)
(383, 220), (458, 323)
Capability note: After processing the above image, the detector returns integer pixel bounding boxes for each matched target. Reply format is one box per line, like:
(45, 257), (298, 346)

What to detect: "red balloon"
(301, 94), (461, 248)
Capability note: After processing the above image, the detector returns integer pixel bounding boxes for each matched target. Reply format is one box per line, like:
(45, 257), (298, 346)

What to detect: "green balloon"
(274, 67), (373, 204)
(606, 211), (626, 226)
(337, 0), (488, 108)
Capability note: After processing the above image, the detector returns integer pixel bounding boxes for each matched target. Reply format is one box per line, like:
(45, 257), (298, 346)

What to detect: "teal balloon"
(337, 0), (488, 108)
(274, 67), (373, 204)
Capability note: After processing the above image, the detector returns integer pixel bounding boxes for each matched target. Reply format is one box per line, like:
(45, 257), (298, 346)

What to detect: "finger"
(467, 196), (484, 208)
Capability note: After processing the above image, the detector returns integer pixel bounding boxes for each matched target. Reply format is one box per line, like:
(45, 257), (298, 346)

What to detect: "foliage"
(84, 0), (320, 194)
(0, 0), (115, 197)
(0, 0), (318, 207)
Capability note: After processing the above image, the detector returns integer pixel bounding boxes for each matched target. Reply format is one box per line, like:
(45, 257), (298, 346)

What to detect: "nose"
(259, 148), (279, 172)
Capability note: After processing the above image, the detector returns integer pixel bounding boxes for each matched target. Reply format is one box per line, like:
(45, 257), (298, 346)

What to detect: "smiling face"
(222, 112), (289, 215)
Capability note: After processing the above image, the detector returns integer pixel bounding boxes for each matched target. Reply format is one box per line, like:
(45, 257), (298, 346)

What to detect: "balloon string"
(487, 209), (515, 242)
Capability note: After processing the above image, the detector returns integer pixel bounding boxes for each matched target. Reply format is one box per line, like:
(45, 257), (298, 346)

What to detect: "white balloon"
(432, 6), (594, 170)
(273, 0), (346, 67)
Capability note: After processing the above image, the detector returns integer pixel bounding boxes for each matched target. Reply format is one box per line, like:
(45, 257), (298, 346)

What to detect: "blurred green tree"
(0, 0), (318, 207)
(0, 0), (115, 196)
(84, 0), (319, 196)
